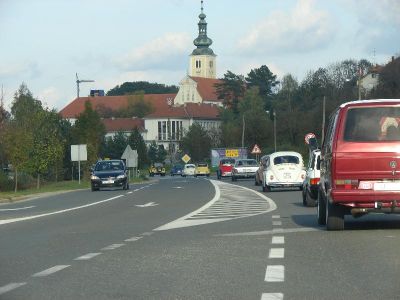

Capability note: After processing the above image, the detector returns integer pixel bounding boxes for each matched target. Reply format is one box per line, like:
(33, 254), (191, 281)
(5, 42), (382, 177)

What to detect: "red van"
(318, 100), (400, 230)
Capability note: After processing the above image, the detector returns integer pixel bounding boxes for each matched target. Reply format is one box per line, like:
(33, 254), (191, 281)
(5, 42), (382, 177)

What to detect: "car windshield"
(95, 161), (124, 171)
(273, 155), (299, 165)
(197, 163), (208, 167)
(221, 159), (235, 165)
(237, 159), (257, 166)
(154, 163), (163, 167)
(344, 107), (400, 141)
(185, 164), (195, 169)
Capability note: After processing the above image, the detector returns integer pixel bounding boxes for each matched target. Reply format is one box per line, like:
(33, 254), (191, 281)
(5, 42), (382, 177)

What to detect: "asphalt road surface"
(1, 176), (399, 300)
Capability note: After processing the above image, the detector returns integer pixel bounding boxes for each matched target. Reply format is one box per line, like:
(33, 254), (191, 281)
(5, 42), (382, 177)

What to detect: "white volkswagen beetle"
(261, 151), (306, 192)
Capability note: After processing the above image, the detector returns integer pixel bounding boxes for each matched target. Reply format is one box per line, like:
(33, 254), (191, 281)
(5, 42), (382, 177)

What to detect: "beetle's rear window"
(273, 156), (299, 165)
(344, 107), (400, 141)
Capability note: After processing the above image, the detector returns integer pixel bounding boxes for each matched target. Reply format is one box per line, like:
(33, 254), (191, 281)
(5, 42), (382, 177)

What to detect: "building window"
(158, 122), (162, 140)
(210, 61), (213, 68)
(172, 121), (176, 140)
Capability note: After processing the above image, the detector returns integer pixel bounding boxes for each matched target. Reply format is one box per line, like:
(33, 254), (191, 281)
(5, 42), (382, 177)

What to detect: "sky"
(0, 0), (399, 112)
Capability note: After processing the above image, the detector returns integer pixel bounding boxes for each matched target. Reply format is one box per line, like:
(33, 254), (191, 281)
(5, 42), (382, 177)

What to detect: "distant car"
(195, 162), (210, 177)
(231, 159), (258, 181)
(302, 149), (320, 207)
(90, 159), (129, 191)
(257, 151), (306, 192)
(182, 164), (196, 177)
(217, 158), (235, 179)
(170, 164), (183, 176)
(149, 162), (166, 177)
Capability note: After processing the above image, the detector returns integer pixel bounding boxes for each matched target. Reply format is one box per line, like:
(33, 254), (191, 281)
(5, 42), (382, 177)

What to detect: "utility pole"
(321, 96), (326, 145)
(76, 73), (94, 98)
(241, 115), (245, 148)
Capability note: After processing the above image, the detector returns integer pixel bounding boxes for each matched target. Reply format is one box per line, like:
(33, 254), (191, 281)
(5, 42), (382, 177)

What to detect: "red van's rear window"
(344, 107), (400, 141)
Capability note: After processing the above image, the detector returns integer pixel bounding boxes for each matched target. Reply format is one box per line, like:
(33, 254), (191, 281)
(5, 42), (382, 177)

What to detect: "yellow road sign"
(225, 149), (239, 157)
(182, 154), (191, 164)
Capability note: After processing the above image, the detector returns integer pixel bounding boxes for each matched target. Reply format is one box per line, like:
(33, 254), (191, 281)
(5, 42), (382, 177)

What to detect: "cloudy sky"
(0, 0), (399, 111)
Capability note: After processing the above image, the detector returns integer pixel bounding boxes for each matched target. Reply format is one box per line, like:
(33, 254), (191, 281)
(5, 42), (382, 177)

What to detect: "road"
(0, 176), (399, 300)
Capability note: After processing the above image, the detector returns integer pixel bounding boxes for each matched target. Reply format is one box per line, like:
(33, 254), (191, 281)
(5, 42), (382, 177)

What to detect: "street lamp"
(266, 110), (276, 152)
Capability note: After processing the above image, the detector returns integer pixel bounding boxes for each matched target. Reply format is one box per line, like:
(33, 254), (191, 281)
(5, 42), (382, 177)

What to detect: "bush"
(16, 172), (36, 190)
(0, 170), (13, 192)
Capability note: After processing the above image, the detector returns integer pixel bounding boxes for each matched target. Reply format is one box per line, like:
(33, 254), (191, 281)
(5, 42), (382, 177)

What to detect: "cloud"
(0, 61), (40, 79)
(237, 0), (334, 55)
(114, 32), (192, 71)
(38, 86), (63, 110)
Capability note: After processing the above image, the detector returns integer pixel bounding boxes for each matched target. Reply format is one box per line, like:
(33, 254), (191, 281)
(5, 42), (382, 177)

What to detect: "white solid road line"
(0, 282), (26, 295)
(101, 244), (125, 251)
(271, 236), (285, 244)
(269, 248), (285, 259)
(0, 206), (35, 212)
(32, 265), (70, 277)
(261, 293), (284, 300)
(265, 265), (285, 282)
(217, 227), (318, 237)
(0, 195), (124, 226)
(74, 253), (102, 260)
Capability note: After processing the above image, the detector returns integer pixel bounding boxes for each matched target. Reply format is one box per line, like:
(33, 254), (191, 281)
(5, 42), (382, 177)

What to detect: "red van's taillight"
(335, 179), (358, 189)
(310, 178), (320, 185)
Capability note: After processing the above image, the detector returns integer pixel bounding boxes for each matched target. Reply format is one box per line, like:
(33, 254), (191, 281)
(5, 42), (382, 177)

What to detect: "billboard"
(211, 148), (247, 167)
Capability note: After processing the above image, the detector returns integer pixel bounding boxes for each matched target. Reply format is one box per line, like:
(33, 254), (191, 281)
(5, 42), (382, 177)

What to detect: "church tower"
(189, 1), (216, 79)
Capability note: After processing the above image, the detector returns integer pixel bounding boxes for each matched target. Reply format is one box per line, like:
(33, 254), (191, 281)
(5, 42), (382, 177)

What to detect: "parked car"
(302, 149), (321, 207)
(257, 151), (306, 192)
(216, 158), (235, 179)
(90, 159), (129, 191)
(182, 163), (196, 177)
(170, 164), (184, 176)
(149, 162), (166, 177)
(195, 162), (210, 177)
(231, 159), (258, 181)
(318, 99), (400, 231)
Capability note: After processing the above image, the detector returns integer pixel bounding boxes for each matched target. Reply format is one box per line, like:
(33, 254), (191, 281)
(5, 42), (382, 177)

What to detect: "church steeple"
(189, 0), (216, 79)
(192, 0), (214, 55)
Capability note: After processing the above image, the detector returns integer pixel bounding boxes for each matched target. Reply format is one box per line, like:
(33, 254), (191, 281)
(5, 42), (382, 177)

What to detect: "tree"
(128, 128), (149, 168)
(107, 81), (178, 96)
(215, 71), (246, 114)
(246, 65), (279, 111)
(180, 123), (212, 162)
(101, 132), (128, 160)
(72, 101), (106, 171)
(147, 141), (166, 164)
(371, 56), (400, 98)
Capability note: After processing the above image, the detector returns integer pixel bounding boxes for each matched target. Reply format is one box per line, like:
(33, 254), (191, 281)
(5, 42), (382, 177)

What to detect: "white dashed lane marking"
(101, 244), (125, 251)
(74, 253), (102, 260)
(269, 248), (285, 259)
(271, 236), (285, 244)
(124, 236), (142, 242)
(0, 282), (26, 295)
(261, 293), (284, 300)
(272, 215), (280, 219)
(265, 265), (285, 282)
(272, 221), (282, 226)
(32, 265), (70, 277)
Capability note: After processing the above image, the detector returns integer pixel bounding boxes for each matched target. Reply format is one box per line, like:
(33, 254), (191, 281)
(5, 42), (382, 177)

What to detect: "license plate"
(102, 180), (114, 184)
(374, 182), (400, 191)
(283, 173), (291, 179)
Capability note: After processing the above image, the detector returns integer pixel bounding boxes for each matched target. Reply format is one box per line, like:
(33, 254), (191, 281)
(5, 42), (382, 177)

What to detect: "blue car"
(170, 164), (183, 176)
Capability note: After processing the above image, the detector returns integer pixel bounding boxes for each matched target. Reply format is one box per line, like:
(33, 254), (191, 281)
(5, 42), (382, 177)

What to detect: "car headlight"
(91, 175), (99, 180)
(117, 174), (126, 179)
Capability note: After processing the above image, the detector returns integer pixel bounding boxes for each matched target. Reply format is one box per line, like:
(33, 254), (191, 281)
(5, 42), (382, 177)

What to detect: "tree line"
(0, 56), (398, 191)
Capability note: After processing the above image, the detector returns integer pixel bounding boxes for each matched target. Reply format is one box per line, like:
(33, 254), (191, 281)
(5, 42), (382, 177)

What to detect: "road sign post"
(71, 144), (87, 185)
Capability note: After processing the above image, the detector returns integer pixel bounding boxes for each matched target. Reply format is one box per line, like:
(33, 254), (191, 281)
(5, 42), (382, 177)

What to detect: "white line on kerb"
(272, 236), (285, 244)
(0, 195), (124, 226)
(0, 206), (35, 212)
(0, 282), (26, 295)
(127, 191), (133, 194)
(101, 244), (124, 251)
(272, 215), (280, 219)
(32, 265), (70, 277)
(269, 248), (285, 259)
(261, 293), (284, 300)
(265, 265), (285, 282)
(272, 221), (282, 226)
(74, 253), (102, 260)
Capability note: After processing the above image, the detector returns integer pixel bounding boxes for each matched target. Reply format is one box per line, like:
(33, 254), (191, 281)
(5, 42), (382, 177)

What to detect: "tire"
(326, 199), (345, 231)
(217, 171), (221, 180)
(262, 183), (270, 192)
(317, 191), (326, 225)
(302, 188), (307, 206)
(305, 189), (317, 207)
(91, 184), (97, 192)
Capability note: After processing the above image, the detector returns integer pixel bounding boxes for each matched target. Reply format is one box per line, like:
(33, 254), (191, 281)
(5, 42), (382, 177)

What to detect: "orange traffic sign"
(251, 144), (261, 154)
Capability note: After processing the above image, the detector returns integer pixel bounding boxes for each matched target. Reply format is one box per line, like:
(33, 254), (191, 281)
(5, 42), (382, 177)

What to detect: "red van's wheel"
(326, 199), (344, 231)
(317, 191), (326, 225)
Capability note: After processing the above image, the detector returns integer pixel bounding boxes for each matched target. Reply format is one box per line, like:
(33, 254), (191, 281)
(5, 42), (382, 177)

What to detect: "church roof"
(190, 76), (222, 102)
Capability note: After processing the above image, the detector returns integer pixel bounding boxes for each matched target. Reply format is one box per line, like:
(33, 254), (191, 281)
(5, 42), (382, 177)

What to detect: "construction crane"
(76, 73), (94, 98)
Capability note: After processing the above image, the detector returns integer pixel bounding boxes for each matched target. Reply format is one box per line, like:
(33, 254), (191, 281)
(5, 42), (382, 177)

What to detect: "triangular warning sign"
(251, 144), (261, 154)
